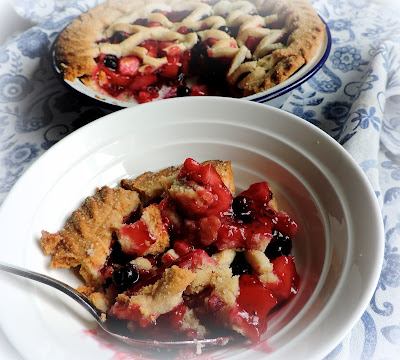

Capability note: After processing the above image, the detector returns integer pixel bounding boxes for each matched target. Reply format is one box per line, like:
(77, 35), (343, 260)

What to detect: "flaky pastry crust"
(40, 186), (141, 288)
(121, 160), (235, 205)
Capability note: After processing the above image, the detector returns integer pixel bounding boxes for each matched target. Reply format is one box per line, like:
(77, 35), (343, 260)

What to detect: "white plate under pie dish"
(0, 97), (382, 360)
(51, 17), (331, 109)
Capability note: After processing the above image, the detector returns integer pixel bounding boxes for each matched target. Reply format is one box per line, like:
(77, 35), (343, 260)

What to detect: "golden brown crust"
(142, 205), (169, 256)
(40, 186), (141, 288)
(254, 0), (325, 60)
(55, 0), (141, 80)
(121, 166), (178, 206)
(181, 308), (208, 338)
(241, 49), (306, 95)
(41, 159), (233, 290)
(245, 250), (279, 283)
(80, 284), (119, 312)
(55, 0), (325, 96)
(121, 160), (235, 205)
(203, 160), (236, 195)
(88, 291), (110, 312)
(113, 265), (195, 322)
(185, 261), (239, 308)
(238, 0), (325, 93)
(117, 203), (170, 256)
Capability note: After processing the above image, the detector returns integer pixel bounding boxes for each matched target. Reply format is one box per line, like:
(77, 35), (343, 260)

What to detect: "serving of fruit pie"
(40, 158), (299, 344)
(54, 0), (325, 104)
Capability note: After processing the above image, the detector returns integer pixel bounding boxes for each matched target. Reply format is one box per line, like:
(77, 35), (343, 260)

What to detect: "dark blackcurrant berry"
(109, 240), (134, 266)
(230, 252), (252, 276)
(103, 54), (119, 70)
(177, 86), (191, 97)
(112, 31), (129, 44)
(218, 26), (232, 36)
(193, 40), (208, 56)
(112, 262), (139, 291)
(232, 195), (253, 223)
(264, 230), (292, 260)
(123, 205), (142, 224)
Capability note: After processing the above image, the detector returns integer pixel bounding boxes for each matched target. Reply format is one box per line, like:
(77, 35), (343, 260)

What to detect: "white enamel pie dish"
(52, 18), (331, 109)
(0, 97), (383, 360)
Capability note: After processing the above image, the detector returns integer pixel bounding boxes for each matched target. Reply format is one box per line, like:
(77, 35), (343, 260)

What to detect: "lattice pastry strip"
(99, 27), (199, 71)
(105, 1), (212, 35)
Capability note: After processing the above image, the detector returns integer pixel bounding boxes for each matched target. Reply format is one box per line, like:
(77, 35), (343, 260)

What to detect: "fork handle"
(0, 261), (105, 323)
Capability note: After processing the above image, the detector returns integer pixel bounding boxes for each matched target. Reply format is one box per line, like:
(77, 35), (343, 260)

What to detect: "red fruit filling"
(118, 220), (157, 256)
(245, 36), (262, 52)
(263, 255), (299, 302)
(93, 16), (240, 104)
(175, 249), (218, 270)
(90, 9), (291, 105)
(174, 158), (233, 218)
(118, 56), (140, 76)
(230, 275), (278, 343)
(90, 158), (299, 343)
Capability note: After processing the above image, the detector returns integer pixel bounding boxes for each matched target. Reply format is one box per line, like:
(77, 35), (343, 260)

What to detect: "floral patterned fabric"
(0, 0), (400, 359)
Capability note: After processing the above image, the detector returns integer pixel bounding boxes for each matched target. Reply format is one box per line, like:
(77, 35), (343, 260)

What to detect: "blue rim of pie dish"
(249, 15), (332, 104)
(50, 15), (332, 111)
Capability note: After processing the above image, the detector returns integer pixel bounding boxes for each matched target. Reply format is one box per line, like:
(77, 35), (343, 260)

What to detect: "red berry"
(98, 65), (132, 86)
(137, 90), (157, 103)
(180, 50), (191, 75)
(230, 275), (278, 343)
(207, 37), (219, 46)
(118, 56), (140, 76)
(140, 40), (159, 57)
(129, 74), (158, 90)
(159, 41), (176, 56)
(176, 158), (232, 217)
(147, 21), (162, 27)
(177, 26), (190, 34)
(173, 240), (193, 256)
(273, 212), (298, 238)
(190, 85), (208, 96)
(118, 220), (155, 256)
(161, 62), (180, 78)
(239, 182), (272, 211)
(175, 249), (216, 270)
(264, 255), (299, 302)
(245, 36), (261, 51)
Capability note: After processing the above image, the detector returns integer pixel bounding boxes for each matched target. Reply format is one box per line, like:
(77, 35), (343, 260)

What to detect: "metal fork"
(0, 261), (232, 349)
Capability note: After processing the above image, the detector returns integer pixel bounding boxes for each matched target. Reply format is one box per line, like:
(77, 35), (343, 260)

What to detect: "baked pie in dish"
(54, 0), (326, 104)
(41, 158), (299, 344)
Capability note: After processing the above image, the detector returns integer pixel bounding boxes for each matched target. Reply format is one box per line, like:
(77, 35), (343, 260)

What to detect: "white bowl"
(0, 97), (383, 360)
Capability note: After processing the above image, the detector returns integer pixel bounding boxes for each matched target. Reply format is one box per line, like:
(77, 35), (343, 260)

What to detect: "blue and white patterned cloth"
(0, 0), (400, 359)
